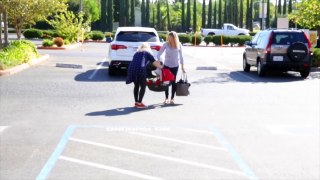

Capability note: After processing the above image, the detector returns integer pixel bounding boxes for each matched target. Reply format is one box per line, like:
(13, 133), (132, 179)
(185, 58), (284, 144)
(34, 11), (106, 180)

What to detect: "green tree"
(218, 0), (222, 28)
(47, 11), (91, 42)
(146, 0), (150, 27)
(166, 0), (171, 30)
(107, 0), (113, 31)
(181, 0), (186, 31)
(100, 0), (107, 32)
(0, 0), (67, 39)
(130, 0), (135, 26)
(202, 0), (206, 28)
(193, 0), (197, 32)
(207, 0), (212, 28)
(141, 0), (146, 26)
(186, 0), (191, 30)
(289, 0), (320, 33)
(240, 0), (244, 27)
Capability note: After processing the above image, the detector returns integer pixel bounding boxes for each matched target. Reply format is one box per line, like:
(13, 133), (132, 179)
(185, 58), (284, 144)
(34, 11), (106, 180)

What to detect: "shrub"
(64, 39), (70, 45)
(237, 35), (252, 46)
(313, 48), (320, 67)
(53, 37), (64, 47)
(41, 30), (58, 39)
(212, 35), (224, 46)
(191, 34), (202, 45)
(158, 33), (167, 42)
(91, 31), (104, 40)
(42, 39), (54, 47)
(0, 40), (38, 69)
(23, 29), (43, 39)
(178, 33), (191, 44)
(204, 35), (212, 46)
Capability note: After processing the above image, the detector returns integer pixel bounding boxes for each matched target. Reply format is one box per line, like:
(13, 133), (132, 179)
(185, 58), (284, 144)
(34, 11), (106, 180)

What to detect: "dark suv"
(243, 29), (313, 78)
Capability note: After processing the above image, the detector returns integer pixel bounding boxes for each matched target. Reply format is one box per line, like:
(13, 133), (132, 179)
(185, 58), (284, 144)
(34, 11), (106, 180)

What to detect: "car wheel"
(300, 69), (310, 78)
(287, 42), (308, 62)
(257, 60), (266, 77)
(108, 67), (116, 76)
(243, 56), (251, 72)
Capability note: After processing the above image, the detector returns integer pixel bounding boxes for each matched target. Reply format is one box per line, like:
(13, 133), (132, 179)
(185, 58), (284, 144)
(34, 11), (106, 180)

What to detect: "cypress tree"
(107, 0), (113, 32)
(278, 0), (282, 15)
(186, 0), (191, 31)
(283, 0), (287, 15)
(146, 0), (150, 27)
(157, 0), (161, 30)
(234, 0), (238, 26)
(249, 0), (253, 31)
(246, 0), (249, 29)
(240, 0), (243, 27)
(119, 0), (125, 26)
(213, 0), (217, 28)
(224, 0), (227, 23)
(202, 0), (206, 28)
(101, 0), (107, 32)
(130, 0), (135, 26)
(182, 0), (186, 31)
(141, 0), (146, 26)
(166, 0), (171, 30)
(193, 0), (197, 32)
(266, 0), (270, 28)
(218, 0), (222, 28)
(207, 0), (212, 28)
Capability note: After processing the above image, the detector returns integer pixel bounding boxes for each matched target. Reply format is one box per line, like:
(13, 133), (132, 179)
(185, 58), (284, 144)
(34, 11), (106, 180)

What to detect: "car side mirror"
(106, 37), (113, 43)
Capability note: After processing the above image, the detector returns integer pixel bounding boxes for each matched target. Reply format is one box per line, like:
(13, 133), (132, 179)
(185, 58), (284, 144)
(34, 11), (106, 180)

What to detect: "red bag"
(161, 68), (175, 81)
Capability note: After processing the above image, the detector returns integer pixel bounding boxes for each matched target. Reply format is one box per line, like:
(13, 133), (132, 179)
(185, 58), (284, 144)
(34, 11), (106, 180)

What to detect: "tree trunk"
(166, 0), (171, 31)
(193, 0), (197, 32)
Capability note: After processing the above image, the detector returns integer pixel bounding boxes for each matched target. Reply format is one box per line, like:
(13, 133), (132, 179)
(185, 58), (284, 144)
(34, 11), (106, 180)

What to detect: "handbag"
(161, 68), (175, 82)
(176, 73), (191, 96)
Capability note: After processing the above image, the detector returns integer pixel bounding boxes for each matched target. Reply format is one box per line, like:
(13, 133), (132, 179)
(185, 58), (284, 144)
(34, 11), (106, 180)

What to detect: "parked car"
(107, 27), (162, 76)
(201, 23), (250, 37)
(243, 29), (313, 78)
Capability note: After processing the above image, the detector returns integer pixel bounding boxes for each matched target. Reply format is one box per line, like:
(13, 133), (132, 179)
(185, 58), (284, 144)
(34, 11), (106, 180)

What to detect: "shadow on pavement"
(192, 70), (319, 84)
(86, 103), (182, 116)
(74, 68), (126, 82)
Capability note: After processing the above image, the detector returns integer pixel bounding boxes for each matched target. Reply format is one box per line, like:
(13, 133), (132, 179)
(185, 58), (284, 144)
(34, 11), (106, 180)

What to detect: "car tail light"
(303, 32), (313, 54)
(266, 32), (273, 54)
(151, 45), (161, 51)
(111, 44), (127, 50)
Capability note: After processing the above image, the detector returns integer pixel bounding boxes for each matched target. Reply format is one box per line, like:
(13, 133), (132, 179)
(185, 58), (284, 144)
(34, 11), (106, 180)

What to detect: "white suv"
(107, 27), (162, 76)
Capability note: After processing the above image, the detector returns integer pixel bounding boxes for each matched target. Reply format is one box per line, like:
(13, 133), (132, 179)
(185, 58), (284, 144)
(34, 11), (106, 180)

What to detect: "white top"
(157, 42), (184, 68)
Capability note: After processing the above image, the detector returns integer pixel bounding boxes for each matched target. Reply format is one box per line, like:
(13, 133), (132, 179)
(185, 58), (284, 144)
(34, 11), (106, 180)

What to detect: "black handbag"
(176, 73), (191, 96)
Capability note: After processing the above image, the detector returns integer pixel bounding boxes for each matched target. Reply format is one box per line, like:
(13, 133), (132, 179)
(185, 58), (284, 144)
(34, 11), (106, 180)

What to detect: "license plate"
(273, 56), (283, 61)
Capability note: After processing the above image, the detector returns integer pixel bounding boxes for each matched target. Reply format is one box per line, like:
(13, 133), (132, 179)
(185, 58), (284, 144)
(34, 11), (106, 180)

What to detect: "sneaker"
(135, 103), (147, 109)
(163, 99), (169, 104)
(170, 99), (175, 104)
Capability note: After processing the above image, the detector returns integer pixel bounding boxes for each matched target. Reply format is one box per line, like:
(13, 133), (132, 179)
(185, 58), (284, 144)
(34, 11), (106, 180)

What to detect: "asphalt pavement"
(0, 42), (319, 180)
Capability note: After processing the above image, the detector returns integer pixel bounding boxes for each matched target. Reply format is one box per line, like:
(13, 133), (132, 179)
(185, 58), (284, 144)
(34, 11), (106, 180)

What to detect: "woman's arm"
(179, 44), (186, 73)
(156, 43), (166, 61)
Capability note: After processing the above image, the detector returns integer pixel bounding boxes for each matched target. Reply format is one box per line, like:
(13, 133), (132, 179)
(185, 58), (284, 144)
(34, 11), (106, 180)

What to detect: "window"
(116, 31), (158, 42)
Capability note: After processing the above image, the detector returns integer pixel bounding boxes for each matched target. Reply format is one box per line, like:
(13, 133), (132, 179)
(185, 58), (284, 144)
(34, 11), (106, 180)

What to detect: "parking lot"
(0, 42), (319, 179)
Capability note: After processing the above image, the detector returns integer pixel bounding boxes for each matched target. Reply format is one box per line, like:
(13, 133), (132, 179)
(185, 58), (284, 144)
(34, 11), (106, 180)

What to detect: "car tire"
(257, 60), (266, 77)
(300, 69), (310, 78)
(108, 67), (116, 76)
(243, 56), (251, 72)
(287, 42), (308, 62)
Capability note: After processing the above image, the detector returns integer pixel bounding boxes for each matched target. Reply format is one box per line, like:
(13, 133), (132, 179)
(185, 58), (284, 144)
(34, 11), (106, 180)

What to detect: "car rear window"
(116, 31), (158, 42)
(272, 32), (307, 45)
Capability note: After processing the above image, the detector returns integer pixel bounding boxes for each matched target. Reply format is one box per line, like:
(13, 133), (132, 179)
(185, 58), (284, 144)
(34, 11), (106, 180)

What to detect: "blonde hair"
(167, 31), (180, 49)
(137, 43), (152, 53)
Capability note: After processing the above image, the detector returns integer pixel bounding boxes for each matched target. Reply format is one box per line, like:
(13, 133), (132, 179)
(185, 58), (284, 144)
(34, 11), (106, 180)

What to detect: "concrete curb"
(37, 43), (82, 50)
(0, 54), (50, 76)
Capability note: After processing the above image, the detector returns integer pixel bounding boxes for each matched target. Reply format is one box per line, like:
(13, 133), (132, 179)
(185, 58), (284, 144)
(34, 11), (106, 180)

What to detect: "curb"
(37, 43), (82, 50)
(0, 54), (50, 76)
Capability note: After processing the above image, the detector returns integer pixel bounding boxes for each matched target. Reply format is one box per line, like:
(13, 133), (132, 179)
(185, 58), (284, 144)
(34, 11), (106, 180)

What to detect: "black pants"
(164, 65), (179, 99)
(134, 80), (146, 103)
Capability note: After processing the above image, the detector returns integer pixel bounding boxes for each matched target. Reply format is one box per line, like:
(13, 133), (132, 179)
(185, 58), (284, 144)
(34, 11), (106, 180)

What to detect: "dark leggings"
(134, 80), (147, 103)
(164, 66), (179, 100)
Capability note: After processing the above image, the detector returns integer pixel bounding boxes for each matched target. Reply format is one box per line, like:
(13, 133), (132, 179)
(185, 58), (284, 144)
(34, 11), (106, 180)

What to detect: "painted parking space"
(37, 125), (258, 180)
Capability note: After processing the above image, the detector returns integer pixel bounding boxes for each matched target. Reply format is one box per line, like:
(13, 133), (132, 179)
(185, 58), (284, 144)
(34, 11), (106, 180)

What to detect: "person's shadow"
(86, 103), (182, 116)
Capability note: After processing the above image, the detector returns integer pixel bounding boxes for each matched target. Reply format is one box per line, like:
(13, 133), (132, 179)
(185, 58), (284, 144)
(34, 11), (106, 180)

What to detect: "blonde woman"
(126, 43), (162, 108)
(157, 31), (185, 104)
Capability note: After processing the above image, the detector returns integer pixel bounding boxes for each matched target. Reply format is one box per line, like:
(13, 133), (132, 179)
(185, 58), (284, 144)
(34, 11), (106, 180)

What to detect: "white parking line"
(59, 156), (164, 180)
(89, 58), (107, 80)
(69, 137), (247, 178)
(129, 132), (227, 151)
